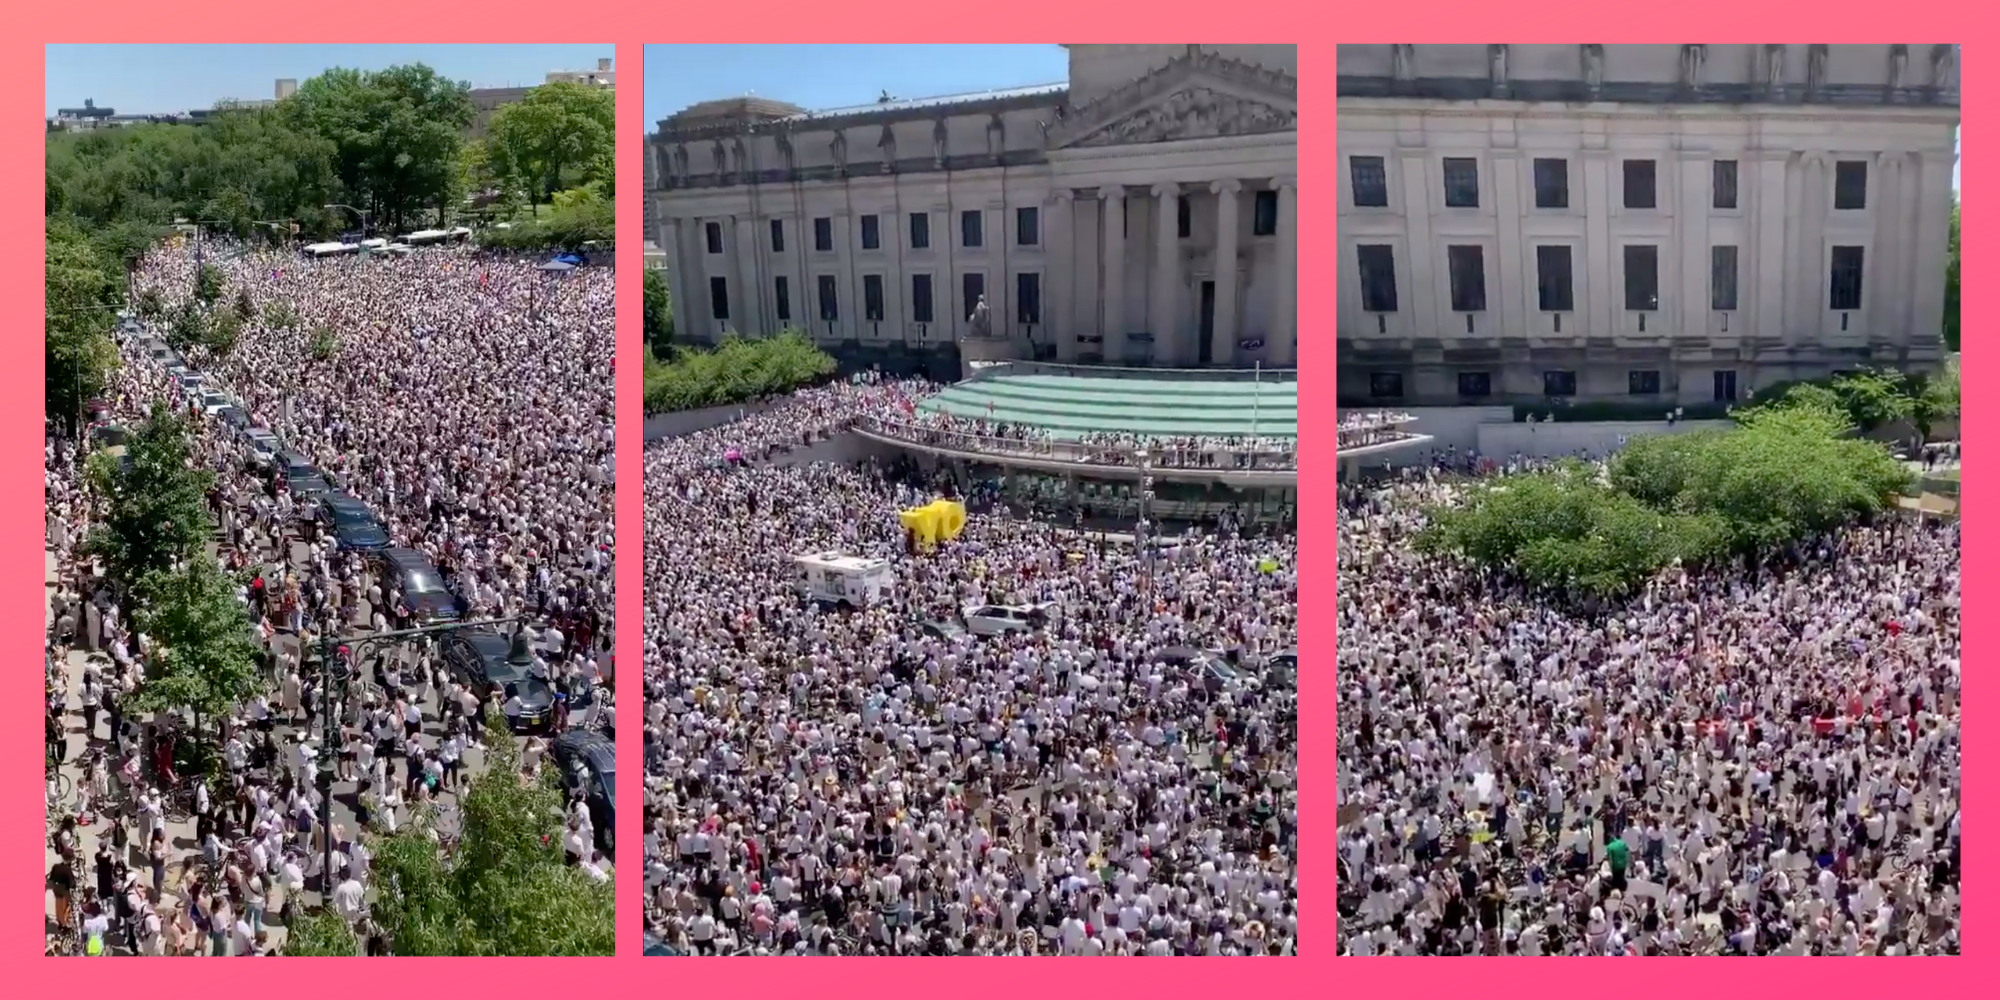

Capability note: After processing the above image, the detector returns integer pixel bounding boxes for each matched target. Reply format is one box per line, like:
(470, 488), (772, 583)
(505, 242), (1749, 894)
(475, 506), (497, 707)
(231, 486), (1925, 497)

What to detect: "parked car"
(371, 547), (461, 623)
(315, 491), (390, 552)
(243, 429), (281, 469)
(551, 729), (615, 853)
(441, 627), (554, 733)
(214, 406), (250, 433)
(962, 602), (1058, 637)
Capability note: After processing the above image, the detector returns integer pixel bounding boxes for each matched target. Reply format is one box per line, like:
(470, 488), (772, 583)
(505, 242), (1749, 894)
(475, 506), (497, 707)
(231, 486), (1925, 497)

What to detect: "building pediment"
(1054, 48), (1297, 149)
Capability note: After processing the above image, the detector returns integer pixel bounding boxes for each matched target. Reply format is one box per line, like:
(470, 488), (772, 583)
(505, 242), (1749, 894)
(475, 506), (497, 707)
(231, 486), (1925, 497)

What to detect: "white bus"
(303, 242), (360, 258)
(793, 551), (893, 608)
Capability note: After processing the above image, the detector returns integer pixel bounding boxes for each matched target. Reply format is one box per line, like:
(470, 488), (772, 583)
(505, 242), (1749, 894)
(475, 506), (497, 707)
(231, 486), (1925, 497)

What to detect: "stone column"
(1151, 181), (1179, 365)
(1103, 188), (1127, 363)
(663, 218), (693, 348)
(1271, 176), (1298, 366)
(734, 217), (759, 335)
(1050, 189), (1076, 362)
(687, 217), (712, 341)
(1210, 179), (1242, 367)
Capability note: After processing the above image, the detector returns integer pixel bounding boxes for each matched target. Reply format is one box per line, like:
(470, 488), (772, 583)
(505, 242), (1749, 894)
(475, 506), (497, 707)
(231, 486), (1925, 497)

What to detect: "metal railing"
(858, 416), (1298, 470)
(965, 360), (1300, 383)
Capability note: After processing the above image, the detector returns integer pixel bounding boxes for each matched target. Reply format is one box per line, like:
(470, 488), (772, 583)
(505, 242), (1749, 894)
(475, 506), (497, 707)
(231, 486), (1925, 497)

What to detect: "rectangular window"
(1350, 156), (1389, 207)
(708, 276), (729, 320)
(705, 221), (724, 255)
(813, 217), (833, 253)
(1017, 206), (1040, 246)
(1447, 245), (1486, 312)
(774, 276), (791, 323)
(1533, 158), (1569, 209)
(1544, 370), (1578, 398)
(1176, 196), (1191, 239)
(912, 274), (934, 324)
(963, 272), (984, 316)
(1369, 372), (1404, 399)
(1713, 369), (1739, 403)
(1623, 159), (1657, 209)
(860, 214), (881, 250)
(1711, 245), (1740, 311)
(769, 219), (786, 253)
(1458, 372), (1492, 399)
(1835, 161), (1868, 211)
(1536, 245), (1575, 312)
(1357, 245), (1398, 313)
(910, 212), (930, 250)
(961, 210), (983, 248)
(1253, 190), (1278, 236)
(817, 275), (838, 321)
(863, 274), (884, 322)
(1629, 370), (1663, 395)
(1830, 246), (1865, 310)
(1017, 273), (1042, 324)
(1713, 160), (1739, 210)
(1624, 245), (1660, 311)
(1442, 157), (1480, 208)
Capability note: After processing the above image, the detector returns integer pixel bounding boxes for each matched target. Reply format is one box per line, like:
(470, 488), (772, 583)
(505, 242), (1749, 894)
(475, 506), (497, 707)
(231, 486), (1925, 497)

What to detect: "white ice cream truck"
(793, 551), (893, 608)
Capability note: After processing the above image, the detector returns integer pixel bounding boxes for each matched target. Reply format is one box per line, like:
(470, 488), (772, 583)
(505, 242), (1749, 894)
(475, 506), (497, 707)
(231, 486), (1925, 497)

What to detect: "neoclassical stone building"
(648, 45), (1298, 373)
(1337, 44), (1958, 407)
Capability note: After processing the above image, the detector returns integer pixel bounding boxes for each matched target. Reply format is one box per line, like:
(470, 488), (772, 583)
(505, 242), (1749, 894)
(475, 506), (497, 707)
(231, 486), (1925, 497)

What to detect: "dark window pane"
(769, 219), (785, 253)
(1713, 370), (1739, 402)
(1447, 245), (1486, 312)
(1369, 372), (1403, 399)
(1623, 159), (1657, 209)
(1536, 245), (1574, 312)
(1253, 190), (1278, 235)
(910, 212), (930, 250)
(863, 274), (885, 322)
(817, 275), (838, 321)
(775, 276), (790, 322)
(963, 272), (984, 317)
(1017, 273), (1041, 324)
(1711, 245), (1740, 311)
(709, 276), (729, 320)
(1533, 158), (1569, 209)
(1543, 370), (1577, 397)
(1835, 161), (1868, 210)
(705, 222), (723, 254)
(1443, 157), (1479, 208)
(1830, 246), (1865, 310)
(1357, 245), (1398, 313)
(1458, 372), (1492, 399)
(1017, 206), (1039, 246)
(813, 217), (833, 252)
(1624, 245), (1660, 311)
(1350, 156), (1389, 207)
(912, 274), (934, 324)
(1176, 196), (1191, 239)
(961, 210), (983, 247)
(860, 215), (880, 250)
(1628, 370), (1662, 395)
(1713, 160), (1739, 210)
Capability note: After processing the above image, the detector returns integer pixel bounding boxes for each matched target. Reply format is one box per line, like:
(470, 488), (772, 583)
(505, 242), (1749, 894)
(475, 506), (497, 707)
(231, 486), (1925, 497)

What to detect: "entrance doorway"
(1197, 280), (1216, 366)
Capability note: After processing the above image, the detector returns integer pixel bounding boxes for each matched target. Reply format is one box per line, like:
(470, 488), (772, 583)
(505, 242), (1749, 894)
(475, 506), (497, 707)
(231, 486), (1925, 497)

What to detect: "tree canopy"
(643, 267), (673, 354)
(644, 332), (838, 413)
(486, 81), (615, 205)
(1417, 391), (1917, 597)
(45, 217), (127, 430)
(86, 402), (216, 588)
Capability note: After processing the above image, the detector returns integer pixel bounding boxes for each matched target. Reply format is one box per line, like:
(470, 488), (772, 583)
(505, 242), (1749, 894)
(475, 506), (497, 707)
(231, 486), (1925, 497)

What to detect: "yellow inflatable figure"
(897, 499), (968, 548)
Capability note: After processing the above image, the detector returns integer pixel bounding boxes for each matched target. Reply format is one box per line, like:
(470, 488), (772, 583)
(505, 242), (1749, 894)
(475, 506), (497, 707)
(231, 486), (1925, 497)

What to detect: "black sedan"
(442, 627), (555, 732)
(373, 547), (462, 623)
(551, 729), (615, 853)
(317, 492), (390, 552)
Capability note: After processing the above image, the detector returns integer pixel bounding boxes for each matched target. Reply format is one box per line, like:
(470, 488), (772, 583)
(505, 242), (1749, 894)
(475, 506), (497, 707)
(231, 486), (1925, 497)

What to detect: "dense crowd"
(1336, 468), (1961, 956)
(45, 241), (614, 956)
(865, 405), (1296, 470)
(643, 378), (1300, 955)
(1337, 411), (1419, 451)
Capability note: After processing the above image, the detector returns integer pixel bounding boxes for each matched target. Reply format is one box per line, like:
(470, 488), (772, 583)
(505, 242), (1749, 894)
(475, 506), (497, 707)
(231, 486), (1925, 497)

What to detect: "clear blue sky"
(46, 44), (612, 117)
(643, 44), (1069, 130)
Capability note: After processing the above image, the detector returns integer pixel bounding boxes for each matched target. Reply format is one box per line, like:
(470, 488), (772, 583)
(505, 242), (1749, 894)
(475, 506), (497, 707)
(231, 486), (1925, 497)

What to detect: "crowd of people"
(1337, 411), (1420, 451)
(1336, 467), (1961, 956)
(643, 377), (1300, 955)
(45, 240), (615, 956)
(863, 406), (1296, 471)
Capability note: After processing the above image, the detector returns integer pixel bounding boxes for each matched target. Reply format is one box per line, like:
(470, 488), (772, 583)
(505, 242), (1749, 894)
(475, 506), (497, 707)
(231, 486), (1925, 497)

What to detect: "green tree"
(205, 309), (243, 357)
(234, 286), (256, 323)
(643, 332), (837, 413)
(87, 402), (215, 589)
(281, 908), (361, 956)
(643, 267), (674, 354)
(1944, 197), (1959, 352)
(366, 715), (613, 955)
(195, 262), (225, 305)
(281, 64), (475, 232)
(45, 218), (123, 431)
(487, 81), (615, 206)
(127, 554), (262, 727)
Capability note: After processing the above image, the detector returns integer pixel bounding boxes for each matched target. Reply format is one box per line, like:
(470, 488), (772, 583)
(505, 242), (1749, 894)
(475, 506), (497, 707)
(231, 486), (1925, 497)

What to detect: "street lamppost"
(324, 204), (371, 240)
(1135, 448), (1155, 593)
(313, 615), (523, 915)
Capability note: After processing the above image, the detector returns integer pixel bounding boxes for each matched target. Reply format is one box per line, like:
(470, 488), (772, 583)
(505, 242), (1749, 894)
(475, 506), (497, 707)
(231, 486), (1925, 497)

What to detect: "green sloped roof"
(918, 374), (1297, 438)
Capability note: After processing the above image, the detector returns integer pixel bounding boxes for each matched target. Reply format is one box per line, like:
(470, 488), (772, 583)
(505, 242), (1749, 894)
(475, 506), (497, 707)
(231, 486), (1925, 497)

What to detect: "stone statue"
(775, 131), (795, 172)
(1488, 44), (1509, 97)
(986, 115), (1005, 159)
(711, 140), (727, 177)
(1807, 44), (1828, 99)
(1888, 45), (1908, 94)
(1765, 44), (1787, 99)
(933, 119), (948, 167)
(673, 145), (689, 184)
(967, 294), (992, 338)
(734, 137), (751, 178)
(1582, 45), (1604, 96)
(831, 130), (848, 175)
(1392, 44), (1416, 82)
(878, 125), (896, 174)
(1680, 44), (1706, 91)
(1930, 44), (1957, 96)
